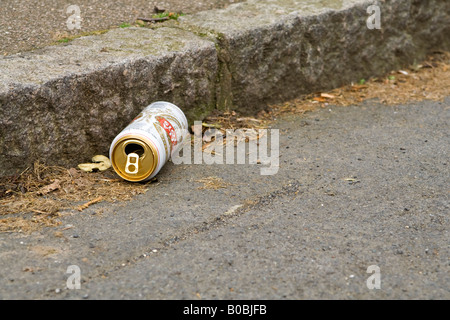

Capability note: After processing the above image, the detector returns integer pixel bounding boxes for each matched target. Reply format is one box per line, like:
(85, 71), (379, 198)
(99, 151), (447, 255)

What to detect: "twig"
(137, 17), (169, 23)
(30, 209), (48, 214)
(77, 196), (103, 212)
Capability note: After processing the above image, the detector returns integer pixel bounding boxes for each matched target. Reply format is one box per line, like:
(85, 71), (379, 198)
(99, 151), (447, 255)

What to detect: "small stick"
(137, 17), (169, 23)
(77, 196), (103, 212)
(30, 209), (48, 214)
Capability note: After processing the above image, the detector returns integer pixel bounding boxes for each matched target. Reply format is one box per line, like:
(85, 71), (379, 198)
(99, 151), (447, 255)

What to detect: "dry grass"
(202, 111), (270, 131)
(266, 51), (450, 117)
(195, 176), (230, 190)
(0, 162), (151, 233)
(199, 51), (450, 153)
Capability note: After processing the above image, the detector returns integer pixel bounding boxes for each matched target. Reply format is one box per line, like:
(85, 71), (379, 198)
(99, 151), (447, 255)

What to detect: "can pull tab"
(125, 153), (139, 174)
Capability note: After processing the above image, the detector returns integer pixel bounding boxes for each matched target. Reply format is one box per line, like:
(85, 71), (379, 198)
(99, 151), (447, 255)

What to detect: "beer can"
(109, 101), (189, 182)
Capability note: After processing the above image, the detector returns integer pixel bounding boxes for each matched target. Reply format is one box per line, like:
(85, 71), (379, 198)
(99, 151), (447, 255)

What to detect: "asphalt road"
(0, 98), (448, 300)
(0, 0), (241, 55)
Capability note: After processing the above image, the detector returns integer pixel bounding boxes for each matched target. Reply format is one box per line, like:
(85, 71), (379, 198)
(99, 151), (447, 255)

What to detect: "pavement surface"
(0, 0), (241, 55)
(0, 97), (448, 300)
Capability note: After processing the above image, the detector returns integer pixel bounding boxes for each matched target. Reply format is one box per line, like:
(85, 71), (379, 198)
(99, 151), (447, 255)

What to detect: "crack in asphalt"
(89, 180), (303, 279)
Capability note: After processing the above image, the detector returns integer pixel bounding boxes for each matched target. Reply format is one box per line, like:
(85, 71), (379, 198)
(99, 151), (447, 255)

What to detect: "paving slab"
(0, 0), (242, 55)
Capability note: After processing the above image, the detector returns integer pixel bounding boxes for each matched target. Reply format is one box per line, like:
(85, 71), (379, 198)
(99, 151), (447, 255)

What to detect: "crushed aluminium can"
(109, 101), (189, 182)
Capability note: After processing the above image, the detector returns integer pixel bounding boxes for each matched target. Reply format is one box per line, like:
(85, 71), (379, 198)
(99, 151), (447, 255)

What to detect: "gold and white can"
(109, 101), (189, 182)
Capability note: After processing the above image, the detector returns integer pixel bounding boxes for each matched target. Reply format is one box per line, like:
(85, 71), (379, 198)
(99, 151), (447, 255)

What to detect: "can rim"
(110, 133), (159, 182)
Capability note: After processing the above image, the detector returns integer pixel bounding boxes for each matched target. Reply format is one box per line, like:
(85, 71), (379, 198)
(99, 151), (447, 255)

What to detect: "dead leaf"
(37, 179), (61, 195)
(320, 93), (336, 99)
(78, 155), (111, 172)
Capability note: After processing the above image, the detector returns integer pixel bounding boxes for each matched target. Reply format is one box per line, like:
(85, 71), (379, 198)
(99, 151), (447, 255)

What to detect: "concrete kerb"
(178, 0), (450, 111)
(0, 27), (219, 175)
(1, 0), (449, 175)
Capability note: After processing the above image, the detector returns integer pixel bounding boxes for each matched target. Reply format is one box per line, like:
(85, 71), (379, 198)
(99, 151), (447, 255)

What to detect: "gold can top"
(110, 135), (158, 182)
